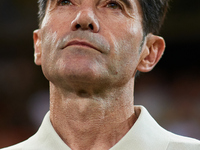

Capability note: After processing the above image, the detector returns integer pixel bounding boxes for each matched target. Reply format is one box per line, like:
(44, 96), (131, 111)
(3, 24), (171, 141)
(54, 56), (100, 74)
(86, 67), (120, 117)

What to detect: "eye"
(58, 0), (72, 6)
(106, 1), (122, 9)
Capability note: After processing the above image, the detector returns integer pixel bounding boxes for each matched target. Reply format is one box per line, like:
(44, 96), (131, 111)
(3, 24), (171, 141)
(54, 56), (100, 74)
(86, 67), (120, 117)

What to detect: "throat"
(51, 106), (136, 150)
(49, 81), (136, 150)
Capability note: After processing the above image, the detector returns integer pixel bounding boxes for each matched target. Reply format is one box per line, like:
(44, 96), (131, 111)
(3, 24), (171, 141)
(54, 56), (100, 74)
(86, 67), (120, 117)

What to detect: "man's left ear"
(137, 34), (165, 72)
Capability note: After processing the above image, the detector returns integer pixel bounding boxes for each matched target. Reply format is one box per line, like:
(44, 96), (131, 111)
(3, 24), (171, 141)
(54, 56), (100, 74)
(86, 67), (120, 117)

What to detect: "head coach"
(2, 0), (200, 149)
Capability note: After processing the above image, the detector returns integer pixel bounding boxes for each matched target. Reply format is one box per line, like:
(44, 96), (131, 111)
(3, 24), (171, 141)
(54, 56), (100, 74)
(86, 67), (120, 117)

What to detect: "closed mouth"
(64, 40), (99, 52)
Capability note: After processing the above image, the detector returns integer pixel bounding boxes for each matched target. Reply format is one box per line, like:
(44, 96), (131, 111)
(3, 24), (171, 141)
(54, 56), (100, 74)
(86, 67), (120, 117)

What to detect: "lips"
(64, 40), (100, 52)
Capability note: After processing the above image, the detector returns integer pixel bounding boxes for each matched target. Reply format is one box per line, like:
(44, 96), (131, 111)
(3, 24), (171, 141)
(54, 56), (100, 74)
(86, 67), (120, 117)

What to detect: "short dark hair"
(38, 0), (48, 27)
(138, 0), (170, 35)
(37, 0), (170, 35)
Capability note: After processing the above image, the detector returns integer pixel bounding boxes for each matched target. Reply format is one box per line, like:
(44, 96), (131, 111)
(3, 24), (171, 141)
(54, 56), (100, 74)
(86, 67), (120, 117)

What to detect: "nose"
(71, 9), (100, 33)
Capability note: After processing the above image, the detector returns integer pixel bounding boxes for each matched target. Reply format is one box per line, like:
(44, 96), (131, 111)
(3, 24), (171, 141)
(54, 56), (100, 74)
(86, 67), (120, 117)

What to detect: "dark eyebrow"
(120, 0), (132, 9)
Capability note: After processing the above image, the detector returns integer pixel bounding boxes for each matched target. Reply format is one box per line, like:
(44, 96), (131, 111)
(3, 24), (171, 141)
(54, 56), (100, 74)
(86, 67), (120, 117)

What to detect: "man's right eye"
(58, 0), (72, 6)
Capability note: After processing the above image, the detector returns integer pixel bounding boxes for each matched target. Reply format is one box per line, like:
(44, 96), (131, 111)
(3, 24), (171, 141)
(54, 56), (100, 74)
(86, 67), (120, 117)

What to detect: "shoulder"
(134, 106), (200, 150)
(167, 132), (200, 150)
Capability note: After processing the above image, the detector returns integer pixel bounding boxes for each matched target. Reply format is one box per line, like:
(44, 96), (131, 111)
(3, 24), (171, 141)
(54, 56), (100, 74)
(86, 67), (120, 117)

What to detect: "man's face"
(34, 0), (145, 88)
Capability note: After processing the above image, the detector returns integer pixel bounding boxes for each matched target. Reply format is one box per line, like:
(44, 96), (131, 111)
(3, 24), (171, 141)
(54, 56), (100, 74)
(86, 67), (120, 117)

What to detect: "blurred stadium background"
(0, 0), (200, 148)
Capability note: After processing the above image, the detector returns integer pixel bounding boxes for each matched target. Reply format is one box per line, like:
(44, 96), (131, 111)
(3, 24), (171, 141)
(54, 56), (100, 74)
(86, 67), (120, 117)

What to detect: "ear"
(33, 29), (42, 66)
(137, 34), (165, 72)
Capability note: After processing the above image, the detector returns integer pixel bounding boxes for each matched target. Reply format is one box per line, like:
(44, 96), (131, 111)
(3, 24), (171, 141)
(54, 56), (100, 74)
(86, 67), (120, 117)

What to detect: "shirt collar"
(34, 106), (170, 150)
(110, 106), (170, 150)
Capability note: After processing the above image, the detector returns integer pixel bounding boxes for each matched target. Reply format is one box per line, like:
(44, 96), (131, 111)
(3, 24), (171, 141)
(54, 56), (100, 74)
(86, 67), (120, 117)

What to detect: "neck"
(49, 79), (136, 150)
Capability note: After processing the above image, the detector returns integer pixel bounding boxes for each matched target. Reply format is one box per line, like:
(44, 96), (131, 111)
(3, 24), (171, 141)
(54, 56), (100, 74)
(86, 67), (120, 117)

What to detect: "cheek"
(42, 8), (73, 36)
(105, 22), (143, 78)
(116, 38), (140, 75)
(112, 22), (142, 59)
(118, 20), (143, 60)
(41, 28), (58, 57)
(40, 28), (60, 80)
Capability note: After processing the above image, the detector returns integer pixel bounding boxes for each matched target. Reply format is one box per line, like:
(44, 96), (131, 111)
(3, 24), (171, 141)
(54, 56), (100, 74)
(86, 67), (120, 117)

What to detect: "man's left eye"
(58, 0), (72, 6)
(106, 1), (122, 9)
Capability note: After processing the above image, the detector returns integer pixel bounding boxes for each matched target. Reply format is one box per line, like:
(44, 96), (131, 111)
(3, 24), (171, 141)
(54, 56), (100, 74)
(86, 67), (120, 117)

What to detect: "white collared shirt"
(2, 106), (200, 150)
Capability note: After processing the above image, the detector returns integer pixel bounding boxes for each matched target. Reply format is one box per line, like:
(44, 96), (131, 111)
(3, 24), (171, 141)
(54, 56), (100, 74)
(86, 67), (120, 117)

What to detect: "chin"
(57, 61), (106, 84)
(42, 50), (110, 87)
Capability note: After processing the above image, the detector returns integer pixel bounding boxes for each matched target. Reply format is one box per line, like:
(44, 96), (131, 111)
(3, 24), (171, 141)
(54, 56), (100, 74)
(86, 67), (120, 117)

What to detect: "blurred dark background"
(0, 0), (200, 148)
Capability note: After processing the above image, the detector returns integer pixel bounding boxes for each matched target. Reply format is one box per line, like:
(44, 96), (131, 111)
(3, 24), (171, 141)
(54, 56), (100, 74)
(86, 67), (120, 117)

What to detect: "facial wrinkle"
(57, 31), (111, 54)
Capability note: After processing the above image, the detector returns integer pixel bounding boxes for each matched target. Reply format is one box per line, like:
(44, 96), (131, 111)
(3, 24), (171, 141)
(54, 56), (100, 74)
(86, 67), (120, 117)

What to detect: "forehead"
(46, 0), (140, 9)
(44, 0), (143, 24)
